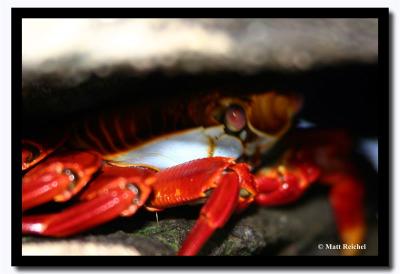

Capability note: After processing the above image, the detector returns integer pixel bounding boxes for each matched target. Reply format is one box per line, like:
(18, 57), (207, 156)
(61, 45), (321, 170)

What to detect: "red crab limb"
(323, 173), (365, 256)
(178, 171), (240, 256)
(22, 165), (153, 236)
(254, 163), (320, 206)
(146, 157), (237, 209)
(178, 161), (256, 256)
(22, 189), (136, 236)
(22, 151), (102, 211)
(277, 129), (366, 254)
(80, 165), (154, 202)
(22, 133), (68, 171)
(22, 157), (255, 256)
(22, 140), (57, 171)
(145, 157), (255, 256)
(22, 172), (71, 211)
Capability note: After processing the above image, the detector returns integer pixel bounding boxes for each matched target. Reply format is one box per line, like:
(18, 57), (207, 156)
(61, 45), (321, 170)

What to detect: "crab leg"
(255, 162), (365, 256)
(142, 157), (255, 256)
(22, 151), (102, 211)
(22, 165), (153, 236)
(22, 172), (71, 211)
(323, 173), (365, 256)
(254, 163), (320, 206)
(22, 140), (51, 171)
(289, 129), (366, 255)
(22, 132), (68, 170)
(178, 171), (240, 255)
(255, 129), (366, 255)
(22, 189), (136, 236)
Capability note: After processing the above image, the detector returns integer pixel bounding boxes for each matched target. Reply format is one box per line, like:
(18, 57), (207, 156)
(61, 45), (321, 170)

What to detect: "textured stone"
(21, 188), (378, 256)
(23, 19), (377, 80)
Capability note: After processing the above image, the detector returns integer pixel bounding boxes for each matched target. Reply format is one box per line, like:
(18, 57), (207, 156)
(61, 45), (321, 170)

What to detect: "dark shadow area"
(22, 62), (378, 137)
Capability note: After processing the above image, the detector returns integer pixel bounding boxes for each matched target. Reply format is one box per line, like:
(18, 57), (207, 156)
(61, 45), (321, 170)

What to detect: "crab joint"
(126, 183), (141, 205)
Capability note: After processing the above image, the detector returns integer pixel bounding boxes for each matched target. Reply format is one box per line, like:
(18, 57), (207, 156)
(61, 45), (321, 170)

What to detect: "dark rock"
(22, 187), (378, 256)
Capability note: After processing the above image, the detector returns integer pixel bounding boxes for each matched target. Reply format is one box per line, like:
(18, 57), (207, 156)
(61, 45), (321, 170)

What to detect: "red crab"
(21, 91), (365, 256)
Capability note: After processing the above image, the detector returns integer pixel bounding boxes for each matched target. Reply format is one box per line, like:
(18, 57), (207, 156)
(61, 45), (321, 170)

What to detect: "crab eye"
(224, 105), (246, 133)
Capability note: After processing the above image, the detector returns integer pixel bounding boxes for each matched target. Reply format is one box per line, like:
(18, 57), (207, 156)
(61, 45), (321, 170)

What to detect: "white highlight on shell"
(108, 126), (243, 170)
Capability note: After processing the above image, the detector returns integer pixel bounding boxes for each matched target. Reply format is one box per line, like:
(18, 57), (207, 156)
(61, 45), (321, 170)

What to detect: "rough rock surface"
(23, 19), (377, 80)
(22, 188), (378, 256)
(22, 19), (378, 107)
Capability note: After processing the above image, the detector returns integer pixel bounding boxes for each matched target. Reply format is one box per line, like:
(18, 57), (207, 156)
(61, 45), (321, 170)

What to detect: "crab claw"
(22, 151), (102, 211)
(22, 165), (153, 237)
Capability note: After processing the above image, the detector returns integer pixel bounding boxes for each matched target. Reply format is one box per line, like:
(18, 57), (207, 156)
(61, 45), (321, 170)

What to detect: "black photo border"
(12, 7), (390, 268)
